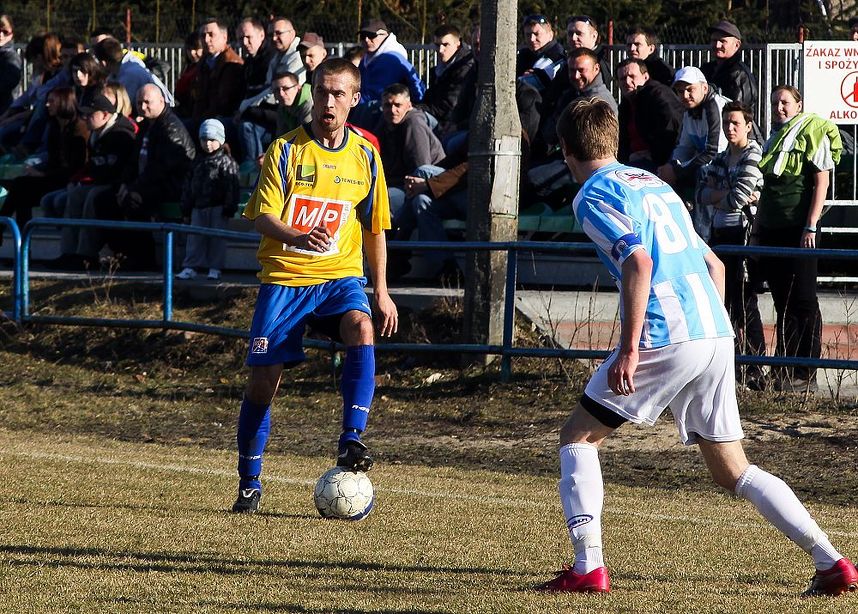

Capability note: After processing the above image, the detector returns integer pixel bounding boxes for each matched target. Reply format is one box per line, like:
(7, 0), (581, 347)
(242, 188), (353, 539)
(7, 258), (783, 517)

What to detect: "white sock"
(558, 443), (605, 574)
(735, 464), (842, 570)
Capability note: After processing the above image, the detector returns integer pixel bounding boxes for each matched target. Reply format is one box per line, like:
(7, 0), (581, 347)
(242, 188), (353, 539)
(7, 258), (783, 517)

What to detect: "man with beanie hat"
(701, 20), (758, 120)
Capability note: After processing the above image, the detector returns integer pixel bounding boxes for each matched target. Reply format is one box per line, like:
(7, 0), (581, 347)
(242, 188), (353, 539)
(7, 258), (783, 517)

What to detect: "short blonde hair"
(556, 97), (618, 161)
(313, 58), (361, 94)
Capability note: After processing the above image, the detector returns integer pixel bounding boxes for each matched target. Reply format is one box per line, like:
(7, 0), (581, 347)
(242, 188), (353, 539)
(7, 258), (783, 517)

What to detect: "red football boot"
(803, 558), (858, 597)
(536, 565), (610, 593)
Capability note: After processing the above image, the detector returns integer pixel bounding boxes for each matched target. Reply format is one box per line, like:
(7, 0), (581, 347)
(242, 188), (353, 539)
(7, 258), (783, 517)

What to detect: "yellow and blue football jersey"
(243, 125), (391, 286)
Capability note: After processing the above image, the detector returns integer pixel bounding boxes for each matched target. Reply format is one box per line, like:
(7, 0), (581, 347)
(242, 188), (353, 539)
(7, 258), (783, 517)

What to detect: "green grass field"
(1, 284), (856, 612)
(2, 428), (856, 613)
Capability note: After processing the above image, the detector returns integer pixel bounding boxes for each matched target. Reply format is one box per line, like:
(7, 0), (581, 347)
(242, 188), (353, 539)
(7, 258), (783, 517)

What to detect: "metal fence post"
(163, 228), (173, 323)
(0, 217), (21, 322)
(500, 245), (518, 381)
(21, 222), (30, 318)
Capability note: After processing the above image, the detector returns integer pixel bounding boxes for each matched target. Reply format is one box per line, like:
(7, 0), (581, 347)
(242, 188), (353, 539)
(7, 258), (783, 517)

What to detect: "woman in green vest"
(754, 85), (842, 392)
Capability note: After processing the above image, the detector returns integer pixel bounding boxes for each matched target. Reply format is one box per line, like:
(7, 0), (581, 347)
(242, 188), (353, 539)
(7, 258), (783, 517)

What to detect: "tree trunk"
(462, 0), (522, 364)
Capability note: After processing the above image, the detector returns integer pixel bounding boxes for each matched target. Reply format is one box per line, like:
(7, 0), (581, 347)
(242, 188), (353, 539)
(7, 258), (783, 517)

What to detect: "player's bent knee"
(245, 384), (276, 406)
(559, 402), (616, 447)
(341, 311), (374, 346)
(698, 439), (749, 491)
(245, 365), (282, 405)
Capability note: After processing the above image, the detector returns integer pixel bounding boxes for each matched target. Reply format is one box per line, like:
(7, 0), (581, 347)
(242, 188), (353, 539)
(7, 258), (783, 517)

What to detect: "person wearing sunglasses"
(516, 14), (566, 92)
(352, 18), (426, 131)
(0, 15), (21, 115)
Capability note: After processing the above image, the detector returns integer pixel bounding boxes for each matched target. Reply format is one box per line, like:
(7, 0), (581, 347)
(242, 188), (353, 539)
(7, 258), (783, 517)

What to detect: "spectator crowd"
(0, 13), (844, 390)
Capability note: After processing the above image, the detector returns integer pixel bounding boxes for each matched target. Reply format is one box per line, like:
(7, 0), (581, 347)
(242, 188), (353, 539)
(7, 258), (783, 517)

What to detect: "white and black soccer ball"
(313, 466), (375, 520)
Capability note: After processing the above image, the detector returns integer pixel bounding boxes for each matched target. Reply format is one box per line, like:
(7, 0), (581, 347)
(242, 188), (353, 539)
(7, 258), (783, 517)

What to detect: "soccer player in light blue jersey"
(536, 97), (856, 597)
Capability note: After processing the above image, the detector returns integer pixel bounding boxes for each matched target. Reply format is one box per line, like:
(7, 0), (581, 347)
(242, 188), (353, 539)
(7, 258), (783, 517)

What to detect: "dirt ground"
(1, 280), (857, 507)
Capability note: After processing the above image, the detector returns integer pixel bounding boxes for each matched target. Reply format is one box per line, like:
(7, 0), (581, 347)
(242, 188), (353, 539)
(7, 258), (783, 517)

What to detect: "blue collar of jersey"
(305, 122), (351, 152)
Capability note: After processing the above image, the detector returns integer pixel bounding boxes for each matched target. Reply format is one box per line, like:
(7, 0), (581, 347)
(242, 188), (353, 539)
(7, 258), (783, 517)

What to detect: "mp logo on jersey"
(614, 168), (664, 189)
(285, 194), (353, 255)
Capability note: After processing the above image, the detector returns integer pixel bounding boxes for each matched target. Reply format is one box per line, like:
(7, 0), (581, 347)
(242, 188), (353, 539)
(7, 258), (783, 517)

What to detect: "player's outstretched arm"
(254, 213), (330, 252)
(703, 250), (726, 301)
(362, 228), (398, 337)
(609, 250), (653, 396)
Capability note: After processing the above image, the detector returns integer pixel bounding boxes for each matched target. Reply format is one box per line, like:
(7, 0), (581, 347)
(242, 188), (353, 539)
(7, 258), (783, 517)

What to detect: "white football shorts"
(584, 336), (744, 445)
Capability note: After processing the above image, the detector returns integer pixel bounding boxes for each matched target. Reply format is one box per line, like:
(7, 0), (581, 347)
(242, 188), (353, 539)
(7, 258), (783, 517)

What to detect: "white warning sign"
(803, 41), (858, 123)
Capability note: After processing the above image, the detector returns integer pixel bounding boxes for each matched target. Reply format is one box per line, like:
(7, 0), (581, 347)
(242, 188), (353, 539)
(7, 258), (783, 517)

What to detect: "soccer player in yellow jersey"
(231, 58), (398, 514)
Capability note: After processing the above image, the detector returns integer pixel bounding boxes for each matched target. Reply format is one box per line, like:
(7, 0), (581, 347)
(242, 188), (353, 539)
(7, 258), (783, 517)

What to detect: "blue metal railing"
(0, 216), (22, 321)
(4, 218), (858, 381)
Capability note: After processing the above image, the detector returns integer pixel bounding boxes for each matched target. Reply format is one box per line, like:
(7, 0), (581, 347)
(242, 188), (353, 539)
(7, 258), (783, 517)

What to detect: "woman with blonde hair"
(103, 82), (135, 121)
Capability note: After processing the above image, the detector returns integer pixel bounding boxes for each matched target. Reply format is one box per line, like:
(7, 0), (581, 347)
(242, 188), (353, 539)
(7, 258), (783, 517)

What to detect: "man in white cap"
(656, 66), (729, 241)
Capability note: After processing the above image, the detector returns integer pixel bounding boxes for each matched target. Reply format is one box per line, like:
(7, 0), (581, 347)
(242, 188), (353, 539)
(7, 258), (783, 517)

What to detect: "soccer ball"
(313, 467), (375, 520)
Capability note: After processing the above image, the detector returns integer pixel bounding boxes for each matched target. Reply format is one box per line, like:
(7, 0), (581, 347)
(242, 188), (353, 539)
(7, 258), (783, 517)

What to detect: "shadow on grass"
(109, 596), (450, 614)
(7, 495), (320, 520)
(1, 544), (528, 578)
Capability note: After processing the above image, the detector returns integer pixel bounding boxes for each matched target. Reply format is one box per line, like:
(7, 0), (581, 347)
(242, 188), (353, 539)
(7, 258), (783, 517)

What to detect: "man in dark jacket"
(191, 18), (245, 123)
(516, 14), (566, 91)
(616, 58), (684, 171)
(701, 20), (758, 119)
(99, 84), (196, 268)
(234, 17), (278, 165)
(122, 84), (196, 217)
(237, 18), (276, 100)
(416, 24), (476, 137)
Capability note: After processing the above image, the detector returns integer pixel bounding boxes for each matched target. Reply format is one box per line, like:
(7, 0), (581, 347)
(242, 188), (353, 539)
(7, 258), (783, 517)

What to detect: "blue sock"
(236, 397), (270, 490)
(339, 345), (375, 447)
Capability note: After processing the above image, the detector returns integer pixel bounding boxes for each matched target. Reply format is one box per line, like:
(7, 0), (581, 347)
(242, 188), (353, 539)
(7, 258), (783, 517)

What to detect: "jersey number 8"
(641, 192), (700, 255)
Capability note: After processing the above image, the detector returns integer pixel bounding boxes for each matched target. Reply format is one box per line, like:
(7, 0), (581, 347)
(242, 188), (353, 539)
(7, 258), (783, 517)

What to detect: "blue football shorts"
(246, 277), (372, 366)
